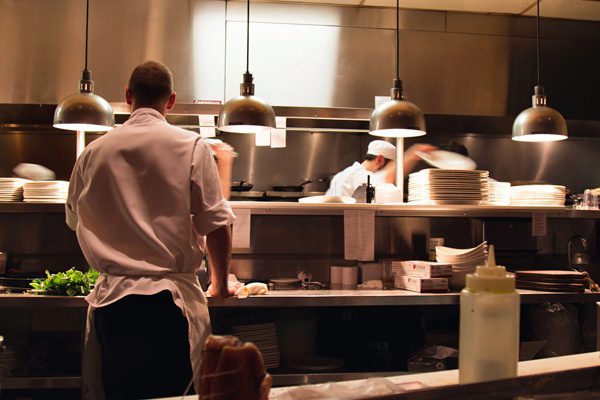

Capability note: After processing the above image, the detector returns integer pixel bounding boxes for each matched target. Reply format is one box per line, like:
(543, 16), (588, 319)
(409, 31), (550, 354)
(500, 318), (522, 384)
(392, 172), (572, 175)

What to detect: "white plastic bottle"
(459, 245), (520, 384)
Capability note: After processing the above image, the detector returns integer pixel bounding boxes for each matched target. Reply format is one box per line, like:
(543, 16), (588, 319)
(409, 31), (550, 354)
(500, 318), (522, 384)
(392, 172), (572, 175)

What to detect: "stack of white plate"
(0, 340), (26, 377)
(510, 185), (566, 207)
(0, 178), (30, 202)
(488, 181), (511, 205)
(232, 322), (280, 370)
(408, 169), (489, 205)
(23, 181), (69, 203)
(436, 242), (488, 290)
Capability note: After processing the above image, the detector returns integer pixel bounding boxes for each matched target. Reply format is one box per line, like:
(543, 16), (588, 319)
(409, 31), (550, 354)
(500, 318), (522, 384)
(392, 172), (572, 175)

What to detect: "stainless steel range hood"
(3, 103), (598, 139)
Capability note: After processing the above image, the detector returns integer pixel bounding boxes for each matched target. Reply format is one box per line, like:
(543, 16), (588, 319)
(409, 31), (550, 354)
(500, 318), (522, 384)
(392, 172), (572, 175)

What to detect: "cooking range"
(268, 278), (326, 290)
(230, 179), (325, 201)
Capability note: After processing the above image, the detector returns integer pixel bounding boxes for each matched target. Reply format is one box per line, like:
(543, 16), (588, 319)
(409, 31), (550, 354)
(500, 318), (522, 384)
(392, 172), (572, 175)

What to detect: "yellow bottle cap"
(465, 245), (516, 293)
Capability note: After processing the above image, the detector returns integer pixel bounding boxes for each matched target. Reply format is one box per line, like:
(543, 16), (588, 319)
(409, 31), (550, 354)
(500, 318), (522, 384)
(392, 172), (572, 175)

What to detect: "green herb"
(30, 268), (99, 296)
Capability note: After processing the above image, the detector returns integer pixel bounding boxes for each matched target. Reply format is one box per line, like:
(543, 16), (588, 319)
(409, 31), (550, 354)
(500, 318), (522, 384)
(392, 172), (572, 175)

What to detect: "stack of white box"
(391, 260), (451, 293)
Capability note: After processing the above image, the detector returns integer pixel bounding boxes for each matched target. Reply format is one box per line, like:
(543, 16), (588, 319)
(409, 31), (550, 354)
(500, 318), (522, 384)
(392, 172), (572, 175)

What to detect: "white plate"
(298, 195), (356, 204)
(436, 242), (487, 256)
(416, 150), (477, 170)
(416, 168), (485, 175)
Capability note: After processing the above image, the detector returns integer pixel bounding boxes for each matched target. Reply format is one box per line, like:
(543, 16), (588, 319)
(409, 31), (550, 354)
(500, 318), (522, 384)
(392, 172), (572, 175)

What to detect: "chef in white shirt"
(326, 140), (436, 198)
(66, 61), (235, 399)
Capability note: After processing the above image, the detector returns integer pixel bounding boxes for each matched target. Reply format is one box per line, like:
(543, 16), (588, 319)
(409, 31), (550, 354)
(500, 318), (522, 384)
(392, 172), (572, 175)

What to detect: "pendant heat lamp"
(53, 0), (114, 157)
(512, 0), (567, 142)
(218, 0), (275, 134)
(369, 0), (426, 200)
(369, 0), (426, 139)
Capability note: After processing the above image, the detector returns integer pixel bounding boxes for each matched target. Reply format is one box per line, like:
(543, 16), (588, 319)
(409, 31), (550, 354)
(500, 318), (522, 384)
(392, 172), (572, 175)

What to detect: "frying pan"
(231, 180), (254, 192)
(0, 273), (45, 289)
(272, 179), (313, 192)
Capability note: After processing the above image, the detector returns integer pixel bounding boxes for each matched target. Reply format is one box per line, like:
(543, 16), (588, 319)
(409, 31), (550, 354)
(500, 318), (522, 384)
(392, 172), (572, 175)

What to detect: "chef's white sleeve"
(65, 159), (82, 231)
(190, 140), (236, 236)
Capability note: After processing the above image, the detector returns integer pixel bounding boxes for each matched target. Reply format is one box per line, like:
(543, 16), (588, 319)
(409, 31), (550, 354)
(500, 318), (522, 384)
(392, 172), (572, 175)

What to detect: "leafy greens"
(30, 268), (99, 296)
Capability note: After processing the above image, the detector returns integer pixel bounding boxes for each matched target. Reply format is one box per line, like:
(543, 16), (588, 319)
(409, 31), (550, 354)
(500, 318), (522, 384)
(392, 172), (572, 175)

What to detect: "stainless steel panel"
(2, 0), (598, 118)
(446, 12), (600, 42)
(0, 0), (226, 104)
(405, 134), (600, 193)
(226, 1), (447, 31)
(219, 131), (361, 191)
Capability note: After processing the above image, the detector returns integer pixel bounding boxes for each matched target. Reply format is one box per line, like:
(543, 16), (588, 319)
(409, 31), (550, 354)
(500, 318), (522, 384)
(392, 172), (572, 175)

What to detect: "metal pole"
(396, 137), (404, 203)
(76, 131), (86, 158)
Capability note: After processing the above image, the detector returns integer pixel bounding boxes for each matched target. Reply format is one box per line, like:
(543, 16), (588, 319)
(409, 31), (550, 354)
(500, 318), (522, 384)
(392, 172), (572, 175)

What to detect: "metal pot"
(272, 179), (313, 192)
(231, 179), (253, 192)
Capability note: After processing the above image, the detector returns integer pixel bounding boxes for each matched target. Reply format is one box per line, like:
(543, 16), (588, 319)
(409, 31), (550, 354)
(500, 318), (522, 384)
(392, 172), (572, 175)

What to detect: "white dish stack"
(510, 185), (566, 207)
(408, 169), (489, 205)
(436, 242), (488, 290)
(0, 339), (26, 377)
(23, 181), (69, 203)
(232, 322), (280, 370)
(0, 178), (30, 202)
(488, 181), (511, 205)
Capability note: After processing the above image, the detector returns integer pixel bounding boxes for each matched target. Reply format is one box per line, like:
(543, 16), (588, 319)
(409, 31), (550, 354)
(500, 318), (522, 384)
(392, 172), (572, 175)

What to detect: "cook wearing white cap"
(325, 140), (396, 198)
(325, 140), (436, 199)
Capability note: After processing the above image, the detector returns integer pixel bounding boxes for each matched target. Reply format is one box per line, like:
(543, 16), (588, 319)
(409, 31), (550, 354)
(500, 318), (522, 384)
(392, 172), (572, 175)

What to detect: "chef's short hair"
(128, 61), (174, 107)
(364, 154), (391, 162)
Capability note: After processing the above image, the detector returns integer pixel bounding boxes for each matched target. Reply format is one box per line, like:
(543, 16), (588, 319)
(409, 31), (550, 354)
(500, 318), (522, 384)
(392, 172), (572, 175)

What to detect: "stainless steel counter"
(1, 201), (599, 219)
(2, 289), (600, 308)
(231, 202), (600, 219)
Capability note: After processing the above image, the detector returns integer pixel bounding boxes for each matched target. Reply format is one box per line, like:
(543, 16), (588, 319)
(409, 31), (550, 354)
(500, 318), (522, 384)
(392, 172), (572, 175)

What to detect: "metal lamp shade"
(53, 92), (114, 132)
(369, 98), (426, 138)
(512, 106), (567, 142)
(512, 86), (567, 142)
(218, 95), (276, 134)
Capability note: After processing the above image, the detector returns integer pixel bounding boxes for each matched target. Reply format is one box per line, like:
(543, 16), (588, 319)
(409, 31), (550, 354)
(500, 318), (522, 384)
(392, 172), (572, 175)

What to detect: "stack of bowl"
(436, 242), (488, 290)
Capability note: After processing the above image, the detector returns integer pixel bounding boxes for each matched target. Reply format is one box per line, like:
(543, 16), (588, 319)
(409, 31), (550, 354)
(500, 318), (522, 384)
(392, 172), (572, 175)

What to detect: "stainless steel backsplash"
(1, 0), (599, 191)
(1, 0), (598, 116)
(0, 0), (599, 275)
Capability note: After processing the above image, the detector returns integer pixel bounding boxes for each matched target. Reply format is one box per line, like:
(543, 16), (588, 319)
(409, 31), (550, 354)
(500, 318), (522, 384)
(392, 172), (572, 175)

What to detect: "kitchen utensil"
(229, 191), (265, 200)
(269, 278), (301, 290)
(415, 150), (477, 170)
(297, 271), (312, 283)
(231, 180), (254, 192)
(271, 179), (313, 192)
(302, 281), (325, 290)
(0, 273), (45, 289)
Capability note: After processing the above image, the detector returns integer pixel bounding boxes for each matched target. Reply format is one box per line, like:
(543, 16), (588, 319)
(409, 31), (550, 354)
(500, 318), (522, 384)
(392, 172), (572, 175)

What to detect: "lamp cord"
(395, 0), (399, 80)
(536, 0), (540, 86)
(246, 0), (250, 74)
(85, 0), (89, 72)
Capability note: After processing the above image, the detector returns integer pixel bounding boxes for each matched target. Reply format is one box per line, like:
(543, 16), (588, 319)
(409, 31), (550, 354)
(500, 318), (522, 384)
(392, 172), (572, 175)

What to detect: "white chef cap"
(367, 140), (396, 160)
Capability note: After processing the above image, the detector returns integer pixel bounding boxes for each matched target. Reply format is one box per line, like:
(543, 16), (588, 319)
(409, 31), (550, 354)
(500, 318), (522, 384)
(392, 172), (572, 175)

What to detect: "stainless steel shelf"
(0, 294), (88, 308)
(4, 290), (598, 309)
(2, 202), (598, 219)
(0, 376), (82, 389)
(207, 289), (600, 308)
(0, 202), (66, 213)
(232, 202), (600, 219)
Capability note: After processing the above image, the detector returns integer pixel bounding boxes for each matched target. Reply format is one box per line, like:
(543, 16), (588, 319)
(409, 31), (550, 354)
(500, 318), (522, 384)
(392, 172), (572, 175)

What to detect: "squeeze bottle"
(458, 245), (520, 384)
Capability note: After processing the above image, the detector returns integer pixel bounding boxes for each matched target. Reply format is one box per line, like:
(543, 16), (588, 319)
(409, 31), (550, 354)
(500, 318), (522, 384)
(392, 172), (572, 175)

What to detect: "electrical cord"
(181, 376), (194, 398)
